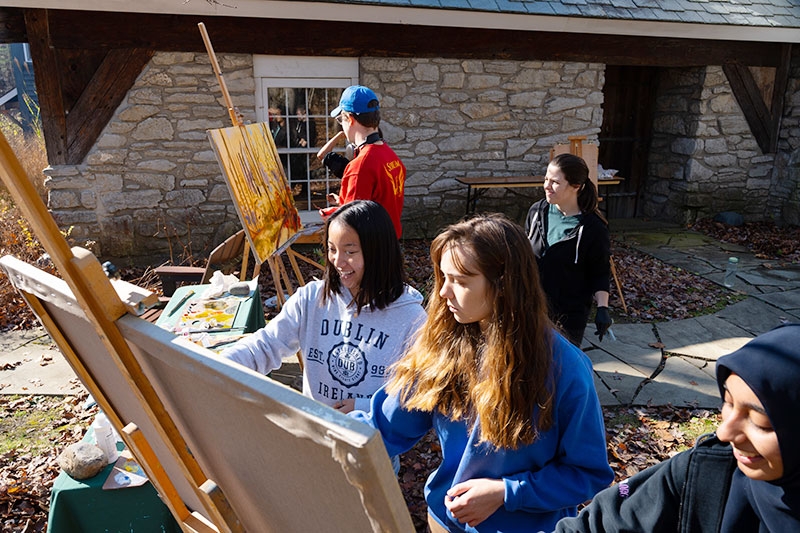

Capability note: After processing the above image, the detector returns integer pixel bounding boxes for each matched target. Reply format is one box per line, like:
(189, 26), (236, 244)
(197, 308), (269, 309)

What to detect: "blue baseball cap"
(330, 85), (380, 117)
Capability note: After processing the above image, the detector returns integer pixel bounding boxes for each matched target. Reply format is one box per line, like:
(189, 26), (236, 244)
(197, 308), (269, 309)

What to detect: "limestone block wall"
(772, 46), (800, 226)
(361, 58), (605, 238)
(44, 52), (256, 263)
(43, 53), (605, 264)
(642, 66), (779, 225)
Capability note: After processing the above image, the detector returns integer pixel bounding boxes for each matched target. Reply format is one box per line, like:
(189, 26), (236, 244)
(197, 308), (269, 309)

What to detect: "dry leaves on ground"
(0, 218), (795, 531)
(0, 394), (93, 533)
(693, 219), (800, 263)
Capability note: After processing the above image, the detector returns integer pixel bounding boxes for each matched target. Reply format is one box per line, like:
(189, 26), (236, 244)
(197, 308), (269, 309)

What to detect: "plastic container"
(724, 257), (739, 288)
(92, 412), (119, 464)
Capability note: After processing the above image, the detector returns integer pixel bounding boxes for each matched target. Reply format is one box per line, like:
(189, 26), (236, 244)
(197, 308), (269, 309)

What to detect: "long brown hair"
(387, 214), (555, 449)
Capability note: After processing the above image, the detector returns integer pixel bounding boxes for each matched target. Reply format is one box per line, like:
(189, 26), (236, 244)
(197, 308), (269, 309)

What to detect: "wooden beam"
(65, 47), (154, 163)
(723, 61), (771, 152)
(723, 44), (791, 154)
(23, 9), (154, 164)
(769, 44), (792, 153)
(39, 9), (786, 68)
(0, 8), (26, 43)
(24, 8), (67, 165)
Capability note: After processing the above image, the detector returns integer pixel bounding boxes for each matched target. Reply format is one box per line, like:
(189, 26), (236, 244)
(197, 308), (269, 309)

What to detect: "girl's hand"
(332, 399), (355, 413)
(444, 478), (505, 527)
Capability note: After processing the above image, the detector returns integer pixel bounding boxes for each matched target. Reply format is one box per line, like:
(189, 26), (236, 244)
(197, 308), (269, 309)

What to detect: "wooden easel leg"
(240, 240), (250, 282)
(286, 249), (306, 286)
(609, 255), (628, 314)
(278, 259), (294, 297)
(266, 257), (286, 309)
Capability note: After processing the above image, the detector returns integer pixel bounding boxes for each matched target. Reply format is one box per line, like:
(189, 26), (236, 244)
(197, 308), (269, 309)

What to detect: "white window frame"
(253, 56), (358, 219)
(253, 55), (359, 122)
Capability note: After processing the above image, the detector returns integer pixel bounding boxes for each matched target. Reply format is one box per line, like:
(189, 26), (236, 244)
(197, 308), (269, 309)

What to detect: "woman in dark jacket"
(555, 322), (800, 532)
(524, 153), (612, 347)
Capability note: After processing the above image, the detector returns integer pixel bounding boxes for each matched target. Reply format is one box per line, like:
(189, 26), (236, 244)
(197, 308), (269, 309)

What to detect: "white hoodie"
(220, 280), (426, 412)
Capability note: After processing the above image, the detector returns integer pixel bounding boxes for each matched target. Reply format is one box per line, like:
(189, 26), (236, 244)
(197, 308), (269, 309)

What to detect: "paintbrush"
(168, 290), (196, 317)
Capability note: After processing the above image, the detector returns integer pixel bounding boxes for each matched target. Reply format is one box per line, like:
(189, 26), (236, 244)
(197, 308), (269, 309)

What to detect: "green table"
(155, 282), (266, 349)
(47, 436), (179, 533)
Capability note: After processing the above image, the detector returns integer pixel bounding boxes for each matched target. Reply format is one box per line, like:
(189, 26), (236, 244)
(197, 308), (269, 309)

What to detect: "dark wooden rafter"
(723, 44), (792, 154)
(23, 9), (154, 165)
(5, 7), (794, 163)
(31, 9), (785, 68)
(0, 7), (25, 42)
(24, 9), (66, 164)
(66, 48), (154, 164)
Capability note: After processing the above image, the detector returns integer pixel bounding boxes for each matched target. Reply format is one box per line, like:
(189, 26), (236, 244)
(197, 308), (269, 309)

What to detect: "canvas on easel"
(206, 122), (302, 263)
(200, 22), (318, 308)
(0, 126), (414, 532)
(551, 135), (599, 187)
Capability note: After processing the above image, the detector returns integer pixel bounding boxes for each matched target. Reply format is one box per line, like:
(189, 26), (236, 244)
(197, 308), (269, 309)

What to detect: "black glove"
(594, 306), (612, 342)
(322, 152), (349, 179)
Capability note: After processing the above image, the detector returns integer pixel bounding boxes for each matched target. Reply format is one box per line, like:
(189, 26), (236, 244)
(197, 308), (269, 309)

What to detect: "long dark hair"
(551, 153), (606, 224)
(322, 200), (405, 313)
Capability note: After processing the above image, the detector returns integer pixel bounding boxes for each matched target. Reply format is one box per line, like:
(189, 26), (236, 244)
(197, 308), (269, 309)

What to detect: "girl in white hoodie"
(220, 200), (425, 413)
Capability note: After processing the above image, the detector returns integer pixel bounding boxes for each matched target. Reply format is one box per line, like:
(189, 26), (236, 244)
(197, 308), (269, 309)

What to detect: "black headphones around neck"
(353, 131), (383, 157)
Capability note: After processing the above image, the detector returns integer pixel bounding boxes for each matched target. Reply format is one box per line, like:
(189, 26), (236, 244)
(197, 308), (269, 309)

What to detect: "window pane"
(265, 86), (347, 211)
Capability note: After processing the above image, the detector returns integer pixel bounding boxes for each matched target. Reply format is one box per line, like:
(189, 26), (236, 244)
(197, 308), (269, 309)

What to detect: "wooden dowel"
(198, 22), (240, 127)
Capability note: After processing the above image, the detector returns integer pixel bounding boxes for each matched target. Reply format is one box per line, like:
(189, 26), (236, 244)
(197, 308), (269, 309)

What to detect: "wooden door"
(599, 65), (659, 219)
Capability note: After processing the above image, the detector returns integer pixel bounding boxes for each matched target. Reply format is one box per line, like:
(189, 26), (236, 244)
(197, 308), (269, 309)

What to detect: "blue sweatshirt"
(352, 332), (613, 532)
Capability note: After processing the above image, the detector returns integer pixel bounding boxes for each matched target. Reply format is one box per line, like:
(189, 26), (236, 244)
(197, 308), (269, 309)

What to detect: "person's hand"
(443, 478), (504, 528)
(594, 306), (612, 341)
(332, 399), (355, 413)
(327, 193), (340, 205)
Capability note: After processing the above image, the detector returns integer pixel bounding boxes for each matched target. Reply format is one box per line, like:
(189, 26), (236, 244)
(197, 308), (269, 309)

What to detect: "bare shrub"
(0, 114), (53, 330)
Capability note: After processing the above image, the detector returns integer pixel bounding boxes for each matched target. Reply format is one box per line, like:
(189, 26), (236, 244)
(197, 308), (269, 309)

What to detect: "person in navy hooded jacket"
(555, 322), (800, 532)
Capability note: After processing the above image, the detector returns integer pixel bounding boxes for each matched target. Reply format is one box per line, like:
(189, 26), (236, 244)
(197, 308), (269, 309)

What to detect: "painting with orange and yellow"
(207, 122), (302, 264)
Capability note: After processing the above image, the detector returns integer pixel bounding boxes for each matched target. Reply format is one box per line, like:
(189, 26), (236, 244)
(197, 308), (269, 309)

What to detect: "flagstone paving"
(2, 220), (800, 409)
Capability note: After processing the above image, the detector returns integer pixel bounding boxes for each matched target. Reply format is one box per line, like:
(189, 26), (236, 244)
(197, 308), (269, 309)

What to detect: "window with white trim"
(254, 56), (358, 213)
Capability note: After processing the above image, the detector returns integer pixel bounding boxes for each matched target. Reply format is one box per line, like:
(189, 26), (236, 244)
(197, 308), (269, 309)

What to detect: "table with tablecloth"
(47, 430), (179, 533)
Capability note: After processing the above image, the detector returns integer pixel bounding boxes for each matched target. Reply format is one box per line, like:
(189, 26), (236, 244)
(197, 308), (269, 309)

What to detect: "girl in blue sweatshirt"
(352, 214), (613, 533)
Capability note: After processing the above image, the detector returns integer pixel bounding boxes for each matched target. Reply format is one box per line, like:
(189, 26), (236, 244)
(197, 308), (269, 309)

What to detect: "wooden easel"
(550, 135), (599, 187)
(199, 23), (322, 309)
(0, 133), (240, 533)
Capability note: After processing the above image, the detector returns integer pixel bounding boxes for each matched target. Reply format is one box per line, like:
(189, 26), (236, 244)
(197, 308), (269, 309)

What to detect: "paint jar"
(724, 257), (738, 288)
(92, 412), (119, 464)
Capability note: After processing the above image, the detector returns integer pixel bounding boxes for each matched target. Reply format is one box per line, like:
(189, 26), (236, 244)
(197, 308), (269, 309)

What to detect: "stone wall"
(44, 53), (605, 264)
(45, 52), (256, 263)
(771, 46), (800, 226)
(361, 58), (605, 238)
(642, 66), (778, 225)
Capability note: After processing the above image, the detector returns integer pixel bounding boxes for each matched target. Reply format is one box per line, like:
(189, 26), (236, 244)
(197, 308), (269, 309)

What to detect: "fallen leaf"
(649, 342), (665, 349)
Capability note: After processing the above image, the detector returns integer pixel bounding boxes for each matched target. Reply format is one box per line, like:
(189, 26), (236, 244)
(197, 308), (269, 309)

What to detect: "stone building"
(0, 2), (797, 264)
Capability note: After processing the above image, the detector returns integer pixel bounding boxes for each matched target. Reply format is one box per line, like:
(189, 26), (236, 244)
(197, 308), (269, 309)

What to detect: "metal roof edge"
(3, 0), (799, 43)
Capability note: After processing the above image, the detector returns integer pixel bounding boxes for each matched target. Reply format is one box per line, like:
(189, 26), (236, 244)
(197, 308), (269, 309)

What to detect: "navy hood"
(716, 323), (800, 478)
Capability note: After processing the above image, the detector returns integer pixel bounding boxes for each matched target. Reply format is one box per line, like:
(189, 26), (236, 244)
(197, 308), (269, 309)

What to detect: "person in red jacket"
(319, 85), (406, 238)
